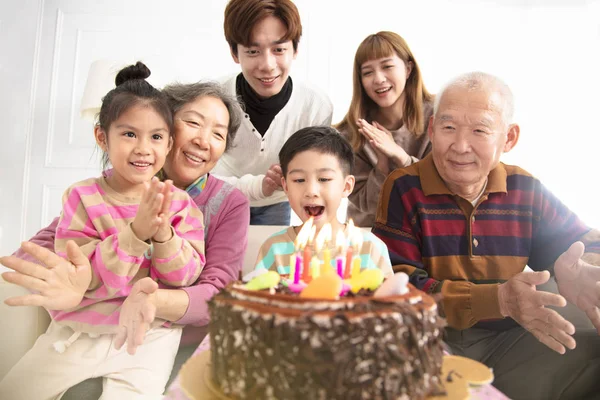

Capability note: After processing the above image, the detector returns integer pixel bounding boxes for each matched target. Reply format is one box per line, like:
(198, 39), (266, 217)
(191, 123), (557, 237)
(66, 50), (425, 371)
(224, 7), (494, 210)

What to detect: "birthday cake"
(208, 276), (446, 399)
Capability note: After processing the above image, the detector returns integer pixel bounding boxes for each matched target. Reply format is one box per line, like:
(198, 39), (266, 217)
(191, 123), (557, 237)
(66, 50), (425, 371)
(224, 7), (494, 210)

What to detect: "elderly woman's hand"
(114, 277), (159, 355)
(1, 241), (91, 310)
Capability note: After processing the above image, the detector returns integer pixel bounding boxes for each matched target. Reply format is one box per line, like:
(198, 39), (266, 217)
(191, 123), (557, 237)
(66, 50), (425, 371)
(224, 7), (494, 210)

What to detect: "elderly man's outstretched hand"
(555, 241), (600, 334)
(1, 241), (91, 310)
(498, 270), (576, 354)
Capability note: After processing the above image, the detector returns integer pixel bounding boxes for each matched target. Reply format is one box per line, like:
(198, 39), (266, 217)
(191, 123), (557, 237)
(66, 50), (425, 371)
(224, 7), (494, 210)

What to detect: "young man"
(253, 126), (392, 276)
(213, 0), (333, 226)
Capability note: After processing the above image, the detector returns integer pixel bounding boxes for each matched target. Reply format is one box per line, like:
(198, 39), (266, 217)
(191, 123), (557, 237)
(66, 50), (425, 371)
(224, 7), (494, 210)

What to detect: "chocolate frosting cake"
(208, 282), (446, 400)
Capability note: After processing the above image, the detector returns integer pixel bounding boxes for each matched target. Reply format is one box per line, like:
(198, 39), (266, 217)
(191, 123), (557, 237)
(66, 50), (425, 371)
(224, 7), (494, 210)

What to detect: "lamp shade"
(80, 60), (131, 121)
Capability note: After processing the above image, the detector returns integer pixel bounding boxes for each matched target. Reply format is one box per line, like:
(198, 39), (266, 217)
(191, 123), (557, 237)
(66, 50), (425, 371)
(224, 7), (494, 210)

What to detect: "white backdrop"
(1, 0), (599, 264)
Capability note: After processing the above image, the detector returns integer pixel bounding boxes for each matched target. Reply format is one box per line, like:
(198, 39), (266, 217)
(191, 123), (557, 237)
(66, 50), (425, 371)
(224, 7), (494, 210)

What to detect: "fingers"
(545, 308), (576, 335)
(270, 164), (283, 176)
(1, 271), (48, 293)
(530, 328), (567, 354)
(524, 306), (576, 354)
(65, 241), (90, 270)
(136, 277), (159, 294)
(533, 290), (567, 308)
(584, 307), (600, 334)
(114, 325), (127, 350)
(160, 180), (174, 217)
(372, 121), (392, 135)
(141, 302), (156, 324)
(264, 177), (278, 191)
(142, 177), (164, 212)
(266, 165), (283, 186)
(358, 120), (377, 140)
(370, 139), (383, 149)
(132, 320), (147, 355)
(18, 241), (64, 269)
(127, 320), (137, 355)
(555, 241), (585, 273)
(517, 270), (551, 286)
(0, 255), (51, 280)
(4, 293), (47, 307)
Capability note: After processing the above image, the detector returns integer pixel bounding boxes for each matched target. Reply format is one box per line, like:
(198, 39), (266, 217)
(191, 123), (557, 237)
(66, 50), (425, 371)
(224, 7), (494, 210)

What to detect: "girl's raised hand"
(152, 180), (174, 243)
(131, 177), (164, 242)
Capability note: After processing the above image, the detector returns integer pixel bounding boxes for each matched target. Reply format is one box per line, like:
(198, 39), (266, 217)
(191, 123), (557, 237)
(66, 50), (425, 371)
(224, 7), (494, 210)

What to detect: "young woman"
(336, 31), (433, 227)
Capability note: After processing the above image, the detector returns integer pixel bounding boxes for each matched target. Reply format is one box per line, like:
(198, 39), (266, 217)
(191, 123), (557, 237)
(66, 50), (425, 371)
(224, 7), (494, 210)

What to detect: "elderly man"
(373, 72), (600, 399)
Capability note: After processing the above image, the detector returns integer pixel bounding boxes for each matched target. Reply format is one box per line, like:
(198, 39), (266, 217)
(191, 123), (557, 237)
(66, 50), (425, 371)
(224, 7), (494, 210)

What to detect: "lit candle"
(335, 230), (345, 279)
(344, 220), (355, 279)
(303, 244), (311, 283)
(312, 229), (325, 279)
(295, 217), (313, 284)
(316, 223), (332, 275)
(293, 253), (301, 284)
(351, 229), (363, 279)
(311, 254), (321, 279)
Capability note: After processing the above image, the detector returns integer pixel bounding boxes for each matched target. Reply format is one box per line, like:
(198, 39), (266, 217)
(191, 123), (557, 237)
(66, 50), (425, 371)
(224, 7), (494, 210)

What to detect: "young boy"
(253, 126), (393, 276)
(213, 0), (333, 226)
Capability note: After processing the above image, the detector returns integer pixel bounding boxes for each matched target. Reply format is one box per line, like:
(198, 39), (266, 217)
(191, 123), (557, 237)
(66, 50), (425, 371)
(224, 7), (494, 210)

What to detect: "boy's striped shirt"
(254, 226), (393, 277)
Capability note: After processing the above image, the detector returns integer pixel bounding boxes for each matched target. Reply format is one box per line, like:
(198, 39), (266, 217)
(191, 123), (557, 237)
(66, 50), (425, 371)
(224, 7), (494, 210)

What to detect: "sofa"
(0, 224), (287, 382)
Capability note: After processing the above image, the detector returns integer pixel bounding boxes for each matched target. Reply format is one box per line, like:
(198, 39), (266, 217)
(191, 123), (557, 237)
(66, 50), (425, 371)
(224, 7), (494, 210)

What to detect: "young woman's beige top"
(343, 102), (433, 228)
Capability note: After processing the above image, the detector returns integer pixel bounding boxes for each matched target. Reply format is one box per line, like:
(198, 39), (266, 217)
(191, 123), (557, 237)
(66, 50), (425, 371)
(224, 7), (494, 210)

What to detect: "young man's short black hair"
(279, 126), (354, 177)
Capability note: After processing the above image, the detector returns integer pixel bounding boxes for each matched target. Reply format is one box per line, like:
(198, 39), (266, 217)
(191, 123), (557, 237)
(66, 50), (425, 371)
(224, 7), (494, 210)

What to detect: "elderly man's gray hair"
(433, 72), (515, 127)
(162, 81), (243, 152)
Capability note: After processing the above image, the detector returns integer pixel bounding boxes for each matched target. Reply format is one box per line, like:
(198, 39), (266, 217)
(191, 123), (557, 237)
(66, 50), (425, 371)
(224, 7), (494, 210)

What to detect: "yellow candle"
(349, 224), (363, 279)
(322, 246), (332, 275)
(289, 253), (295, 279)
(311, 256), (321, 279)
(351, 255), (361, 279)
(296, 217), (314, 284)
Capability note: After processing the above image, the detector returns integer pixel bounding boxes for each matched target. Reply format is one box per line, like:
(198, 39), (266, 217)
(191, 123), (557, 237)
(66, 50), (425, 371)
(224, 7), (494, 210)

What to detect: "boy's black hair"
(279, 126), (354, 177)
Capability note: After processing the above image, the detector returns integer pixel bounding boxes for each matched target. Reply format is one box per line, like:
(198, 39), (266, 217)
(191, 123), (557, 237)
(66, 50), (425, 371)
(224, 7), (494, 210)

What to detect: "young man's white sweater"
(212, 75), (333, 207)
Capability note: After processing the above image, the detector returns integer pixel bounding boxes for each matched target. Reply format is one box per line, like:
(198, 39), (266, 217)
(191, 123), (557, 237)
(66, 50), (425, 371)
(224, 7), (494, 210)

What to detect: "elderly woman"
(0, 81), (249, 397)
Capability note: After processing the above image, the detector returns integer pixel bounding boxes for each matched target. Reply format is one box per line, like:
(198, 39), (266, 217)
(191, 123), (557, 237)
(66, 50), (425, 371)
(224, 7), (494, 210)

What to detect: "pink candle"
(336, 256), (344, 279)
(294, 251), (302, 284)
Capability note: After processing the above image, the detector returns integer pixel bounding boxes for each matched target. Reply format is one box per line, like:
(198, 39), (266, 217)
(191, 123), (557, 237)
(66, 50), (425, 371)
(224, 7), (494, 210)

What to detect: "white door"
(0, 0), (43, 259)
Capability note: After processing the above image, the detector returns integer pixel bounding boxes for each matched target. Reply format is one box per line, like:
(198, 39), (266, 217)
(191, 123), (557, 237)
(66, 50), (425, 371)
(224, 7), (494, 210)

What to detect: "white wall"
(1, 0), (599, 263)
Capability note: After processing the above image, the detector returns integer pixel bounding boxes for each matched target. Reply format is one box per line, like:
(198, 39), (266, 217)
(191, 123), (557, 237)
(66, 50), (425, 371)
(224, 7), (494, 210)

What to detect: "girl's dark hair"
(98, 61), (173, 169)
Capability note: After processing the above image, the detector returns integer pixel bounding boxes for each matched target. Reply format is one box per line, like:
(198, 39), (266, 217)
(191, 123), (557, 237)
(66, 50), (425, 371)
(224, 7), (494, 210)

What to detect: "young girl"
(0, 62), (205, 399)
(335, 31), (433, 227)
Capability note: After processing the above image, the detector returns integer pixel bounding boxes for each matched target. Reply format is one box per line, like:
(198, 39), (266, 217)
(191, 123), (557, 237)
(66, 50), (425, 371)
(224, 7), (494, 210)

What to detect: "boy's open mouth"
(304, 206), (324, 217)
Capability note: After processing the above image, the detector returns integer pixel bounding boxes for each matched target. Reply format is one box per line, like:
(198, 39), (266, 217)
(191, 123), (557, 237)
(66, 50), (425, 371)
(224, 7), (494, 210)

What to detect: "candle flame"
(336, 229), (345, 252)
(308, 225), (317, 245)
(295, 217), (314, 249)
(352, 228), (363, 252)
(314, 223), (331, 253)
